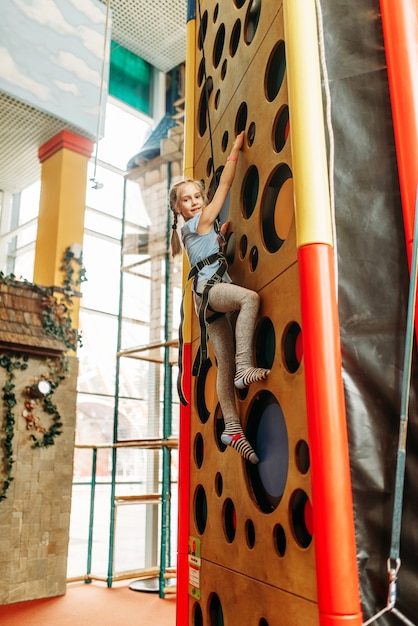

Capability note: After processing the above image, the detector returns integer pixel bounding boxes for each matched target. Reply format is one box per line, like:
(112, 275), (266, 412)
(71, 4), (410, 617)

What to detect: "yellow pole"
(184, 15), (196, 181)
(34, 130), (93, 330)
(181, 13), (197, 338)
(283, 0), (333, 247)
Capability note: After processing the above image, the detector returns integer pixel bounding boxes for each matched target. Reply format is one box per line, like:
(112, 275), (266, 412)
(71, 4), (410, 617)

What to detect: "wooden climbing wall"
(185, 1), (319, 624)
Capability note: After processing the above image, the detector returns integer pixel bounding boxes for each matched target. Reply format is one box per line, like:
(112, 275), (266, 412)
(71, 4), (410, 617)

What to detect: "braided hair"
(169, 179), (207, 257)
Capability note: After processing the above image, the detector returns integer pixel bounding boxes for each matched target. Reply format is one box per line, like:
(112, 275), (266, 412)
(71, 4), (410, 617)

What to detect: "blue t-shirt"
(181, 214), (230, 289)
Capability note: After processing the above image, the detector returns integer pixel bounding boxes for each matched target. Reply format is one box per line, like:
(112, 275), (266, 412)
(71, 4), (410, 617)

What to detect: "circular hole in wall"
(221, 131), (229, 152)
(260, 619), (269, 626)
(209, 593), (224, 626)
(296, 440), (310, 474)
(242, 165), (259, 218)
(283, 321), (302, 373)
(214, 404), (227, 453)
(197, 58), (205, 87)
(235, 101), (248, 134)
(206, 157), (213, 177)
(215, 89), (221, 110)
(194, 485), (208, 534)
(255, 317), (276, 370)
(193, 602), (203, 626)
(290, 489), (313, 548)
(225, 232), (236, 266)
(233, 0), (246, 8)
(239, 234), (248, 259)
(244, 0), (261, 45)
(198, 10), (208, 49)
(215, 472), (223, 497)
(273, 105), (290, 152)
(198, 76), (214, 137)
(247, 121), (256, 146)
(230, 19), (241, 56)
(211, 177), (231, 223)
(246, 519), (256, 548)
(247, 391), (289, 513)
(236, 385), (249, 402)
(261, 164), (293, 253)
(265, 40), (286, 101)
(221, 59), (227, 80)
(213, 23), (226, 68)
(223, 498), (236, 543)
(196, 358), (215, 423)
(194, 433), (204, 468)
(208, 165), (223, 203)
(273, 523), (287, 557)
(213, 3), (219, 22)
(249, 246), (259, 272)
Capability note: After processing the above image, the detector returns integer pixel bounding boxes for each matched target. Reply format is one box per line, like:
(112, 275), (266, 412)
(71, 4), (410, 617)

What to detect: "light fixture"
(28, 379), (52, 398)
(90, 178), (104, 190)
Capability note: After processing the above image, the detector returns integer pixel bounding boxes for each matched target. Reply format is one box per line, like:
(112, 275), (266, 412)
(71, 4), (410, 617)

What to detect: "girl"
(170, 131), (270, 464)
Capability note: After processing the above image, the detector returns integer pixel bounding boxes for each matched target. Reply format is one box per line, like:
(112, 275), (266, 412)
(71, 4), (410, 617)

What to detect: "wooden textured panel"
(186, 2), (318, 623)
(188, 559), (318, 626)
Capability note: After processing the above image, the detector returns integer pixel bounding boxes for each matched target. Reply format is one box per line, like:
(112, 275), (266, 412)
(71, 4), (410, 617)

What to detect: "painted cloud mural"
(0, 0), (111, 136)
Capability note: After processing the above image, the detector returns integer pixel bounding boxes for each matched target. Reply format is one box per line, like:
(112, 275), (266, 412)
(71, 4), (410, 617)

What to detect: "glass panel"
(84, 208), (122, 239)
(19, 181), (40, 224)
(116, 396), (152, 440)
(85, 164), (124, 217)
(77, 311), (118, 395)
(117, 357), (149, 403)
(76, 393), (115, 444)
(16, 222), (37, 248)
(81, 234), (121, 314)
(125, 178), (151, 226)
(121, 270), (151, 322)
(93, 101), (151, 171)
(12, 244), (35, 281)
(68, 451), (112, 579)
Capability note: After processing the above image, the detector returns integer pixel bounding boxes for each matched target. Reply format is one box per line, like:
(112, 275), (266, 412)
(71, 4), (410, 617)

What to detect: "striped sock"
(234, 367), (270, 389)
(221, 422), (259, 464)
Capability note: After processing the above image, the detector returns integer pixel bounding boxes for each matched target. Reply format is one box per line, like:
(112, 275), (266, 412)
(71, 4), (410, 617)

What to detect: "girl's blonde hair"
(169, 179), (207, 257)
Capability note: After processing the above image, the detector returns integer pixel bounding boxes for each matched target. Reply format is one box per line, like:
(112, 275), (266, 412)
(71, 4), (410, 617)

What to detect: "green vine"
(0, 354), (28, 501)
(23, 367), (64, 448)
(60, 245), (87, 305)
(1, 353), (65, 501)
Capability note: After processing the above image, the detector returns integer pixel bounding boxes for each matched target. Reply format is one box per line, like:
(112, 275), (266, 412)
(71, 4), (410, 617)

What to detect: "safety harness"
(177, 250), (228, 406)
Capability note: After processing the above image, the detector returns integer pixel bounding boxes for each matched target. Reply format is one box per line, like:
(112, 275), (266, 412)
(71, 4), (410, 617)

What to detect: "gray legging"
(195, 281), (260, 421)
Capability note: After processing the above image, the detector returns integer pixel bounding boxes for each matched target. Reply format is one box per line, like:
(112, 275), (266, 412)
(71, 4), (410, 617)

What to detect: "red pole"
(176, 3), (196, 621)
(299, 243), (362, 625)
(175, 342), (191, 625)
(379, 0), (418, 268)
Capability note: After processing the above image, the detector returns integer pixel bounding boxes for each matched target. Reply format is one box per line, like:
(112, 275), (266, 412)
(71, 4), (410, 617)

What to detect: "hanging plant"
(23, 369), (64, 448)
(0, 353), (65, 501)
(0, 353), (28, 502)
(60, 245), (87, 305)
(41, 296), (82, 351)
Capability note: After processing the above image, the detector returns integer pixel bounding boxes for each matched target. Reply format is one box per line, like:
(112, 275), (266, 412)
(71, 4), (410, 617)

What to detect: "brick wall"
(0, 354), (77, 604)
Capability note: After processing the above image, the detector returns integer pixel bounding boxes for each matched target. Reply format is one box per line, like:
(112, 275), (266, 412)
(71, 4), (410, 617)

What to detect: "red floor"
(0, 581), (176, 626)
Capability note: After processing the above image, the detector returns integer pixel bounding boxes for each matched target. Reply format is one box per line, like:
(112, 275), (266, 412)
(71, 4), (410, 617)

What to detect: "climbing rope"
(314, 0), (337, 288)
(363, 184), (418, 626)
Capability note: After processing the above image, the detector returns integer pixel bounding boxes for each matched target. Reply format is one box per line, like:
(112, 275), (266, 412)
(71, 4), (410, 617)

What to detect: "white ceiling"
(0, 0), (187, 194)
